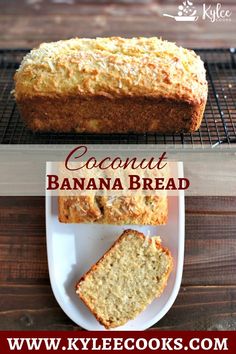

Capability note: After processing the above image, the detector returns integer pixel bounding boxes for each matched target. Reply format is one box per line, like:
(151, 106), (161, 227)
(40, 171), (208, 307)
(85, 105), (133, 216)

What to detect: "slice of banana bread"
(76, 229), (173, 329)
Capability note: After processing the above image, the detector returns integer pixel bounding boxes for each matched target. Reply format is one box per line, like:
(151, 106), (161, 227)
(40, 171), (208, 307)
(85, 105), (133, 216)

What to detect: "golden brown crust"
(76, 229), (173, 329)
(14, 37), (208, 134)
(16, 95), (206, 134)
(58, 195), (168, 225)
(58, 195), (103, 223)
(14, 37), (207, 102)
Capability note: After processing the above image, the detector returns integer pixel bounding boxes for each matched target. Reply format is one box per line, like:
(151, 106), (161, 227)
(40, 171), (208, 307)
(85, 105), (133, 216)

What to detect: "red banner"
(0, 331), (234, 353)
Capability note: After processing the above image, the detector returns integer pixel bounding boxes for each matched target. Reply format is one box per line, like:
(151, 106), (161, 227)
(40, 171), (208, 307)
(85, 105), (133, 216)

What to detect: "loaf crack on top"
(58, 195), (168, 225)
(15, 37), (207, 103)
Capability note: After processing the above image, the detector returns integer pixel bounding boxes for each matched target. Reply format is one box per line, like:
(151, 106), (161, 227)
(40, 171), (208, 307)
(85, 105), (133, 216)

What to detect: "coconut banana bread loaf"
(58, 195), (168, 225)
(14, 37), (208, 133)
(76, 229), (173, 329)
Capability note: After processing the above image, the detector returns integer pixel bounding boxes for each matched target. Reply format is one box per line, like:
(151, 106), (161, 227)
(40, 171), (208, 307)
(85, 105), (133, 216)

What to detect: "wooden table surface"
(0, 196), (236, 330)
(0, 0), (235, 48)
(0, 0), (236, 330)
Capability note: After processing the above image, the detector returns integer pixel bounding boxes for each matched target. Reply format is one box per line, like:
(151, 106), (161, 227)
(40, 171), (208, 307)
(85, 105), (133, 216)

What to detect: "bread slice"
(76, 229), (173, 329)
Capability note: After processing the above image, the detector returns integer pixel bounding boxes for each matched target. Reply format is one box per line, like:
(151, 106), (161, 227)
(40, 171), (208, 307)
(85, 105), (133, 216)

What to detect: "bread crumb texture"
(15, 37), (207, 104)
(76, 230), (173, 329)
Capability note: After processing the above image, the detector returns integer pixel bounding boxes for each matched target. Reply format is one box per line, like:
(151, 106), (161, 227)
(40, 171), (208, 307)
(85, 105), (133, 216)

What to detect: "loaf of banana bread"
(14, 37), (208, 133)
(76, 229), (173, 329)
(58, 195), (168, 225)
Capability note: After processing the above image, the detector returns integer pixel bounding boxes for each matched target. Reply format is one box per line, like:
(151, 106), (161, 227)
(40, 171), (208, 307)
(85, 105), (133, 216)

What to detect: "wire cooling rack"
(0, 48), (235, 145)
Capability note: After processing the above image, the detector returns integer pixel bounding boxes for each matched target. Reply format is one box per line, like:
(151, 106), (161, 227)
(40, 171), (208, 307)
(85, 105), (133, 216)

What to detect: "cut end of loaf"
(76, 229), (173, 329)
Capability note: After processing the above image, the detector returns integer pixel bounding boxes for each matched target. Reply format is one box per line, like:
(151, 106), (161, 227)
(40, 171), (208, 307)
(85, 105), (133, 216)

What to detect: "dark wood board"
(0, 1), (235, 48)
(0, 196), (236, 329)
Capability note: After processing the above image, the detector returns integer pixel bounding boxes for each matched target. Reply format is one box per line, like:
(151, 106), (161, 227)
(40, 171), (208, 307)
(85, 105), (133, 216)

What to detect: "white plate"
(46, 162), (185, 331)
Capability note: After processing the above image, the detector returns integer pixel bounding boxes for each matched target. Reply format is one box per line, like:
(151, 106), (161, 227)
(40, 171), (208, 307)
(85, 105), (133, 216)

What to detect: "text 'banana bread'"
(76, 230), (173, 329)
(14, 37), (208, 133)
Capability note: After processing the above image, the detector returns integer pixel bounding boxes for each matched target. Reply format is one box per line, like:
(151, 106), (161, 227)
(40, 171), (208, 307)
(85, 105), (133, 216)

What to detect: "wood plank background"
(0, 0), (235, 48)
(0, 0), (236, 330)
(0, 196), (235, 330)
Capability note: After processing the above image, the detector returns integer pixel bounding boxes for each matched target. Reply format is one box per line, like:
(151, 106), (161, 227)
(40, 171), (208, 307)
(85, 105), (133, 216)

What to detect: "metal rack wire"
(0, 48), (235, 145)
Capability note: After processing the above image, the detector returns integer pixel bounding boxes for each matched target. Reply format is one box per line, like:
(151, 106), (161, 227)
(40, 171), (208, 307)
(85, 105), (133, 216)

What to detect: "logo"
(163, 1), (232, 23)
(164, 0), (198, 22)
